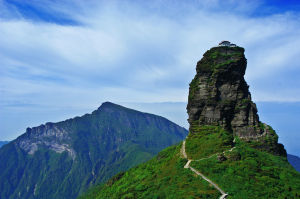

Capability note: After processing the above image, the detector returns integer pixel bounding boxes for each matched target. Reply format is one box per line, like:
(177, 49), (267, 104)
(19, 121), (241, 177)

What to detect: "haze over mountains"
(287, 154), (300, 172)
(0, 102), (187, 199)
(0, 141), (9, 148)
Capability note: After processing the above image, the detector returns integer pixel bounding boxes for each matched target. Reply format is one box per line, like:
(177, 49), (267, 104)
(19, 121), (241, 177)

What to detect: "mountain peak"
(95, 102), (124, 113)
(187, 44), (286, 156)
(0, 102), (187, 199)
(98, 101), (118, 109)
(100, 101), (116, 107)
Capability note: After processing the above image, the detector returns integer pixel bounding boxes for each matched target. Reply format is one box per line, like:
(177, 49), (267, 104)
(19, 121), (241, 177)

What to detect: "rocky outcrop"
(187, 44), (286, 156)
(16, 123), (76, 159)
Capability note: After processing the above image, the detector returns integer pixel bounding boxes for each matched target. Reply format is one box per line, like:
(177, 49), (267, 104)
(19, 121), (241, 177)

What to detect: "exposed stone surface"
(16, 123), (76, 159)
(187, 45), (286, 156)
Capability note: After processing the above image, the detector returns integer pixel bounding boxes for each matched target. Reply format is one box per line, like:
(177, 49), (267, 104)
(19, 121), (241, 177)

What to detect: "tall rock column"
(187, 43), (286, 156)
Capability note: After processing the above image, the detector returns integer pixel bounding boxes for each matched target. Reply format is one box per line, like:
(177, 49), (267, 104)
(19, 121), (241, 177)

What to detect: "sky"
(0, 0), (300, 155)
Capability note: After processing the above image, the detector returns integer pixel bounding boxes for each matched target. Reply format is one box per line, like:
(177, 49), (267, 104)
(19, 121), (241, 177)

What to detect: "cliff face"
(187, 45), (286, 156)
(17, 123), (76, 159)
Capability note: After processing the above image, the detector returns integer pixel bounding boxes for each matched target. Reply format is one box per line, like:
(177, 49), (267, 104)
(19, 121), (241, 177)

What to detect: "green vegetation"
(197, 46), (244, 74)
(83, 125), (300, 198)
(188, 77), (199, 100)
(0, 102), (187, 199)
(79, 144), (219, 199)
(235, 99), (251, 111)
(190, 137), (300, 198)
(246, 124), (286, 156)
(190, 46), (246, 91)
(186, 125), (233, 159)
(209, 47), (244, 60)
(214, 59), (236, 69)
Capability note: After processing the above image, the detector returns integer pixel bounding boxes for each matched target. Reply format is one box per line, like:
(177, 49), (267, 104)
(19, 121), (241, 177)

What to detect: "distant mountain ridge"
(0, 141), (9, 148)
(288, 154), (300, 172)
(0, 102), (187, 199)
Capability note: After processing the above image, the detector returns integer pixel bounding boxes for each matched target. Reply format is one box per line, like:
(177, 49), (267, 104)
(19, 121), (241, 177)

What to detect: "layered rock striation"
(187, 45), (285, 156)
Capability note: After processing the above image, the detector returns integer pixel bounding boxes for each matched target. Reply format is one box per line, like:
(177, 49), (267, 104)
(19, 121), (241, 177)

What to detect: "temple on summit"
(218, 41), (237, 47)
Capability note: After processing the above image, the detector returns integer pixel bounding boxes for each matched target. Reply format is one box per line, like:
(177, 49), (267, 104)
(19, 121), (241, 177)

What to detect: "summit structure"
(187, 44), (285, 156)
(218, 41), (237, 47)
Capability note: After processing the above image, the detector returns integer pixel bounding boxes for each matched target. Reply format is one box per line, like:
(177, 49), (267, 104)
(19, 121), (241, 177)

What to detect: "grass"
(79, 143), (219, 199)
(186, 125), (233, 160)
(190, 137), (300, 198)
(80, 125), (300, 199)
(188, 77), (199, 101)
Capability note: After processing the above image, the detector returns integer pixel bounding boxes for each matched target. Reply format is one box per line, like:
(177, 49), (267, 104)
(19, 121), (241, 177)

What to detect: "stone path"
(181, 140), (229, 199)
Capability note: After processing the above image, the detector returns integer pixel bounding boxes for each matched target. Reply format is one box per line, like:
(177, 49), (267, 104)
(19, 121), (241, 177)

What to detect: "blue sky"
(1, 0), (300, 155)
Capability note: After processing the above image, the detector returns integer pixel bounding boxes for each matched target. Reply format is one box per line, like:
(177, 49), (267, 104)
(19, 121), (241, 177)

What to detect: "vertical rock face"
(187, 44), (286, 156)
(187, 46), (260, 137)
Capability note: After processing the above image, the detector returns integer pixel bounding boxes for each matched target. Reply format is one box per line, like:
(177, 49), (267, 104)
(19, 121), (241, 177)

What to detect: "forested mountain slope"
(0, 102), (187, 199)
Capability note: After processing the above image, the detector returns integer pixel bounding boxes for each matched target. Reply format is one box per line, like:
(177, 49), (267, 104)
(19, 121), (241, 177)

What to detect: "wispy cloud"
(1, 0), (300, 139)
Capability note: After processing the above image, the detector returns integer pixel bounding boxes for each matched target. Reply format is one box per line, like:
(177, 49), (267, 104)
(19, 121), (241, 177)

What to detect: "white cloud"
(1, 0), (300, 139)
